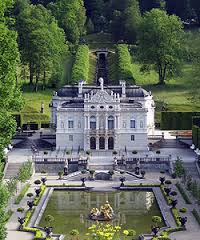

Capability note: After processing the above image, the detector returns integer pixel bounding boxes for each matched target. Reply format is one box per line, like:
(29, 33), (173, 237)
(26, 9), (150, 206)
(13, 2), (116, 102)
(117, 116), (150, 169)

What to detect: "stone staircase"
(4, 162), (24, 179)
(160, 139), (187, 149)
(183, 162), (200, 179)
(88, 156), (114, 170)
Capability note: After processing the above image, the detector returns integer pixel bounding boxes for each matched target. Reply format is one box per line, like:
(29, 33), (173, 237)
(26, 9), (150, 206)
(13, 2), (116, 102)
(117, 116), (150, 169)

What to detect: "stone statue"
(99, 78), (104, 91)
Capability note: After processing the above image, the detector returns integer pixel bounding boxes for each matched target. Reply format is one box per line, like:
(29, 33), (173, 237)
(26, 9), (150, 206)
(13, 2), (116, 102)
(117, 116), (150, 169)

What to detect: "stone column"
(105, 114), (108, 130)
(96, 136), (99, 150)
(96, 114), (99, 130)
(105, 135), (108, 150)
(88, 115), (90, 129)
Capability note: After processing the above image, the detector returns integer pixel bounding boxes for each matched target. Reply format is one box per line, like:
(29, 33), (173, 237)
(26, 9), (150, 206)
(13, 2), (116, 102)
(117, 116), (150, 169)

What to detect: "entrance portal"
(99, 137), (105, 150)
(108, 137), (114, 150)
(90, 137), (96, 150)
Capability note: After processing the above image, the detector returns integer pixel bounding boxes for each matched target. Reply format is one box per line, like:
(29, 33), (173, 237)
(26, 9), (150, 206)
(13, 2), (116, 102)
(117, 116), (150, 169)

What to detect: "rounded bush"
(27, 193), (34, 198)
(17, 207), (25, 213)
(34, 180), (41, 185)
(156, 150), (161, 154)
(160, 170), (165, 174)
(165, 180), (172, 185)
(179, 208), (187, 213)
(132, 150), (137, 154)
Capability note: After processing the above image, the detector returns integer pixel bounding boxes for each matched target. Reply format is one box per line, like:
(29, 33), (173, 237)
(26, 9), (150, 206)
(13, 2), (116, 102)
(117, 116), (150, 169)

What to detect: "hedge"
(33, 185), (46, 206)
(192, 209), (200, 225)
(71, 45), (89, 83)
(192, 125), (200, 148)
(175, 182), (192, 204)
(116, 44), (135, 84)
(171, 208), (181, 227)
(15, 183), (30, 204)
(161, 112), (200, 130)
(193, 117), (200, 127)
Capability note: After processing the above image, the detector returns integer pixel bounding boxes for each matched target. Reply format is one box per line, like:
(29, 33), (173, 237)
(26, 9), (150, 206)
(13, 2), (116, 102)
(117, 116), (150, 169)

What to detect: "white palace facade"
(50, 79), (155, 151)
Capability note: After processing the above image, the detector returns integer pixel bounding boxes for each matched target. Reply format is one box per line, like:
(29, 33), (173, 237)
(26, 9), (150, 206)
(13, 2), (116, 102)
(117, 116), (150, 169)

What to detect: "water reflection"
(40, 191), (163, 238)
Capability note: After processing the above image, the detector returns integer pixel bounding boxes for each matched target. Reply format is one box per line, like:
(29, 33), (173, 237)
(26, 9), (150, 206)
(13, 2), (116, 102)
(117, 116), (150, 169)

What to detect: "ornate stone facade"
(50, 79), (155, 151)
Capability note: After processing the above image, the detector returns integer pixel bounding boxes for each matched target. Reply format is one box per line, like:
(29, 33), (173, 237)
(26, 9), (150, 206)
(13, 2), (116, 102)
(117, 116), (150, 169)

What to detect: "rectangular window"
(131, 135), (135, 141)
(68, 120), (74, 129)
(130, 120), (136, 128)
(69, 135), (73, 141)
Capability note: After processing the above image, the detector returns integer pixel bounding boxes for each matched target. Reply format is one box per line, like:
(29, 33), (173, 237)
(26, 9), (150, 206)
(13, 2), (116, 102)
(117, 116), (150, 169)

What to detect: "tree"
(138, 9), (184, 84)
(152, 216), (162, 227)
(16, 3), (68, 88)
(174, 157), (185, 178)
(109, 0), (141, 43)
(17, 161), (32, 183)
(0, 182), (10, 240)
(48, 0), (86, 43)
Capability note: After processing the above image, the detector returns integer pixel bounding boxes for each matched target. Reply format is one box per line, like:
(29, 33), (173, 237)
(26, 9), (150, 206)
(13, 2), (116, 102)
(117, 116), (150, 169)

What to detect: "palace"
(50, 78), (155, 151)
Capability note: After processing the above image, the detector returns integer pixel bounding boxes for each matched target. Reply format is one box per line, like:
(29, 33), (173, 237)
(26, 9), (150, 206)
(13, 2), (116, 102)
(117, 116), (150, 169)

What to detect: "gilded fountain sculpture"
(89, 201), (115, 221)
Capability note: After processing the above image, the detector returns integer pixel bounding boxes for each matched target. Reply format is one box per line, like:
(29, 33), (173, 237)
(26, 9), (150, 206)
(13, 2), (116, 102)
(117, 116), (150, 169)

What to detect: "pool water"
(39, 190), (164, 239)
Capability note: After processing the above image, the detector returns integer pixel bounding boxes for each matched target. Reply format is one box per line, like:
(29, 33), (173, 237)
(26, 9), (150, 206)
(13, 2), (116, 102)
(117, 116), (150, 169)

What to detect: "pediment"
(90, 90), (113, 103)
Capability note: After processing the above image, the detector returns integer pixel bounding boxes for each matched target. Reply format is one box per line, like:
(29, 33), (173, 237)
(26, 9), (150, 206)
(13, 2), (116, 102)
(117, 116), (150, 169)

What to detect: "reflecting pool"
(39, 190), (164, 239)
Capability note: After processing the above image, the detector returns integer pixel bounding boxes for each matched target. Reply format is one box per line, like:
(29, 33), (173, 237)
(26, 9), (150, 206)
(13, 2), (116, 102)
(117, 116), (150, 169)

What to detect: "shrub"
(116, 44), (135, 84)
(34, 180), (41, 185)
(86, 150), (91, 155)
(17, 207), (25, 213)
(108, 170), (114, 175)
(156, 150), (161, 154)
(81, 170), (87, 174)
(43, 151), (48, 155)
(71, 45), (89, 83)
(165, 180), (172, 185)
(15, 184), (30, 204)
(33, 185), (46, 206)
(160, 170), (165, 174)
(179, 208), (187, 213)
(112, 150), (118, 155)
(132, 150), (137, 154)
(171, 208), (181, 227)
(17, 161), (32, 183)
(192, 209), (200, 225)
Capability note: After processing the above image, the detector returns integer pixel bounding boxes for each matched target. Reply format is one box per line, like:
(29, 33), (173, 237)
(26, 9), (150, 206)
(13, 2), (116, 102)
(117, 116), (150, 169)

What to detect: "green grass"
(15, 183), (30, 204)
(108, 52), (118, 84)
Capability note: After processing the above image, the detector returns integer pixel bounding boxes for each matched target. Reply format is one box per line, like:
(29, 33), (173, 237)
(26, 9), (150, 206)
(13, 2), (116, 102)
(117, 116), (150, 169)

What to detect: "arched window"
(90, 137), (96, 149)
(90, 116), (96, 130)
(130, 119), (136, 128)
(108, 116), (114, 129)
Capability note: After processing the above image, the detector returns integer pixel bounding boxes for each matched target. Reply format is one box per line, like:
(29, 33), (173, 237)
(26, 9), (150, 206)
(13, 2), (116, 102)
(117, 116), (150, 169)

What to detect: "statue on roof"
(99, 77), (104, 90)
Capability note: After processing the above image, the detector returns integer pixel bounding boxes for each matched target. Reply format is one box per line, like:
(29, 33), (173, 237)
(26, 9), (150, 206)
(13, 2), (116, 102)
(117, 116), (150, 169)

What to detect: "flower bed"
(34, 185), (46, 206)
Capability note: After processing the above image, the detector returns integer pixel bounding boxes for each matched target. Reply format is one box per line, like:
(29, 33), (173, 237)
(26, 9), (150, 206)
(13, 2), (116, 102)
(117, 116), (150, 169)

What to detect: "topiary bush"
(71, 45), (89, 83)
(165, 180), (172, 185)
(179, 208), (187, 213)
(116, 44), (135, 84)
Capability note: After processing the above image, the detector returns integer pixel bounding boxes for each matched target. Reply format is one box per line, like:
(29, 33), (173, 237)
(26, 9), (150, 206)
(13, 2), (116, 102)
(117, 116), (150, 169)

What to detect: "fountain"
(89, 201), (115, 221)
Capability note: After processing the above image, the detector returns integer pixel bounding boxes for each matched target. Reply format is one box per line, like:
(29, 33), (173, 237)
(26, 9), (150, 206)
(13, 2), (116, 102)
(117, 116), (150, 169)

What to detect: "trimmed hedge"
(175, 182), (192, 204)
(193, 117), (200, 127)
(33, 185), (46, 206)
(71, 45), (89, 83)
(192, 209), (200, 225)
(116, 44), (135, 84)
(15, 183), (30, 204)
(161, 112), (200, 130)
(160, 185), (172, 205)
(171, 208), (181, 227)
(192, 124), (200, 149)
